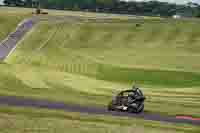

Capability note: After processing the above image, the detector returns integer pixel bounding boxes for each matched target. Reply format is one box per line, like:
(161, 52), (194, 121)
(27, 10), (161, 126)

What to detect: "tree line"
(3, 0), (200, 17)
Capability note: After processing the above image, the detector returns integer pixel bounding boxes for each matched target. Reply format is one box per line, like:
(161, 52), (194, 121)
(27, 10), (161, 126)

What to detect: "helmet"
(132, 84), (138, 90)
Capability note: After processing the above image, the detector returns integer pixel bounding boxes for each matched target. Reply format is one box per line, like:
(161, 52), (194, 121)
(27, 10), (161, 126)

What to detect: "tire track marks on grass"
(23, 23), (59, 63)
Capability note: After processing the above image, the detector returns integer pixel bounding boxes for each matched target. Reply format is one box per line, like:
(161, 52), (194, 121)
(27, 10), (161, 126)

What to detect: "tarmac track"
(0, 95), (200, 126)
(0, 16), (200, 126)
(0, 16), (38, 60)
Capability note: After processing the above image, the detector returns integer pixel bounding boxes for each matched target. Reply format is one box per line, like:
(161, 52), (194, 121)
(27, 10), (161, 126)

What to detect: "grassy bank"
(0, 7), (200, 127)
(0, 106), (200, 133)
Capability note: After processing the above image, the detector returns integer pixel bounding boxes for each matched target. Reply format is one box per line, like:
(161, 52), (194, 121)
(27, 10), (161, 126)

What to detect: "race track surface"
(0, 16), (38, 61)
(0, 16), (199, 126)
(0, 95), (199, 126)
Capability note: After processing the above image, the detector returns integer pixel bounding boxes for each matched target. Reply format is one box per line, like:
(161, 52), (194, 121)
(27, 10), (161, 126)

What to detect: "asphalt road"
(0, 17), (38, 61)
(0, 95), (200, 126)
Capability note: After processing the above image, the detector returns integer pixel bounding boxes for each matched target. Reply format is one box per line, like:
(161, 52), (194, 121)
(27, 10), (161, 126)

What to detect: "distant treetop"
(3, 0), (200, 17)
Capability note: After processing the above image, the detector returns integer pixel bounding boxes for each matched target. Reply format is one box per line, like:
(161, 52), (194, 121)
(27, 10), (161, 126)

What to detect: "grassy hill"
(8, 19), (200, 73)
(1, 16), (199, 117)
(0, 7), (200, 131)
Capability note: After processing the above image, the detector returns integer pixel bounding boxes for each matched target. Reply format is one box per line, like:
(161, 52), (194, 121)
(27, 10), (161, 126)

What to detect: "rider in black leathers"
(127, 85), (144, 104)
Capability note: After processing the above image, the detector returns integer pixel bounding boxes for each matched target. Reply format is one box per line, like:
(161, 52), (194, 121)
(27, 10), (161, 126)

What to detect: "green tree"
(4, 0), (24, 6)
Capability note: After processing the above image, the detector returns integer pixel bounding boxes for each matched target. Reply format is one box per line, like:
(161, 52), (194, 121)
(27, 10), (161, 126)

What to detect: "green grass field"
(0, 106), (200, 133)
(0, 7), (200, 132)
(4, 17), (200, 116)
